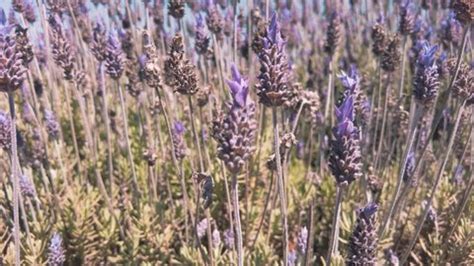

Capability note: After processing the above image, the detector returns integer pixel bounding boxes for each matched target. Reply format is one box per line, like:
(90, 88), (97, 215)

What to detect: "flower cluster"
(256, 13), (291, 107)
(164, 34), (198, 95)
(413, 43), (439, 106)
(328, 95), (362, 185)
(347, 203), (378, 266)
(213, 64), (257, 174)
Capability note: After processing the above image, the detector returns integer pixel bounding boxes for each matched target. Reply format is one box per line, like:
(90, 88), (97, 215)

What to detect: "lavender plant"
(0, 2), (472, 265)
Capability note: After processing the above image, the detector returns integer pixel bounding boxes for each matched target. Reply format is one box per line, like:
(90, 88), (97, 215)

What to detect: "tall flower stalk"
(255, 13), (291, 265)
(105, 32), (139, 193)
(0, 23), (27, 265)
(213, 64), (256, 266)
(326, 95), (362, 264)
(379, 43), (440, 238)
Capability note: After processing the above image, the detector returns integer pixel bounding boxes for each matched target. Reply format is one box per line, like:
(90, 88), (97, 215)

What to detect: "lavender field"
(0, 0), (473, 265)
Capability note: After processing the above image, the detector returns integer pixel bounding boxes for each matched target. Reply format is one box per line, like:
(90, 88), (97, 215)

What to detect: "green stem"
(272, 107), (288, 266)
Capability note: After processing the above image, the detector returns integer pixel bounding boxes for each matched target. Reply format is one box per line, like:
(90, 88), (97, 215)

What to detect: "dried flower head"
(413, 43), (439, 106)
(399, 1), (415, 35)
(104, 33), (125, 79)
(381, 34), (401, 72)
(371, 15), (386, 57)
(329, 95), (362, 185)
(206, 2), (224, 36)
(256, 13), (291, 107)
(168, 0), (185, 19)
(142, 31), (161, 88)
(451, 0), (473, 25)
(164, 34), (198, 95)
(14, 25), (33, 65)
(90, 22), (107, 62)
(49, 16), (75, 81)
(447, 59), (473, 104)
(213, 64), (257, 174)
(347, 203), (378, 266)
(324, 11), (341, 56)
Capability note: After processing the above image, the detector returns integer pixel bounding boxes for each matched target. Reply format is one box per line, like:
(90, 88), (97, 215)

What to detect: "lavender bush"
(0, 1), (472, 265)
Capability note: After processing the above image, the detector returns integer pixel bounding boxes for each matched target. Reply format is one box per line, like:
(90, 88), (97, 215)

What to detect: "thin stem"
(304, 198), (316, 266)
(375, 74), (392, 169)
(326, 185), (344, 264)
(117, 81), (139, 193)
(187, 96), (205, 172)
(378, 105), (422, 238)
(400, 101), (466, 264)
(323, 59), (333, 122)
(398, 37), (408, 98)
(99, 63), (114, 191)
(231, 173), (244, 266)
(408, 26), (470, 190)
(249, 171), (273, 250)
(220, 161), (236, 262)
(8, 91), (20, 266)
(272, 107), (288, 266)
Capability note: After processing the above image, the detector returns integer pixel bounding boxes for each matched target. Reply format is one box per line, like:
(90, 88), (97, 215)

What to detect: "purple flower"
(213, 64), (257, 174)
(0, 110), (11, 150)
(223, 229), (234, 249)
(329, 95), (362, 185)
(296, 140), (305, 160)
(399, 0), (415, 35)
(413, 43), (439, 106)
(197, 218), (208, 239)
(173, 121), (185, 135)
(48, 233), (66, 266)
(440, 12), (462, 47)
(403, 151), (416, 183)
(347, 203), (378, 265)
(195, 14), (211, 55)
(266, 12), (285, 49)
(288, 250), (297, 265)
(212, 228), (221, 246)
(0, 8), (6, 25)
(19, 174), (35, 198)
(104, 32), (125, 79)
(172, 120), (187, 160)
(226, 64), (250, 108)
(297, 226), (308, 255)
(44, 110), (60, 140)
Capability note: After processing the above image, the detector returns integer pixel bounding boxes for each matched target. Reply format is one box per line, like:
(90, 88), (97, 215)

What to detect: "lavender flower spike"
(48, 233), (66, 266)
(256, 12), (291, 107)
(338, 67), (369, 125)
(214, 64), (256, 174)
(329, 95), (362, 185)
(104, 32), (124, 80)
(413, 43), (439, 106)
(0, 110), (11, 150)
(172, 120), (187, 161)
(347, 203), (378, 266)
